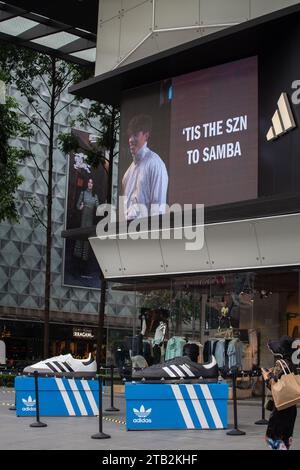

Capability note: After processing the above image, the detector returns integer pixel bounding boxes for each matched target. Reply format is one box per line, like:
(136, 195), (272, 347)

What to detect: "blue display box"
(125, 382), (228, 430)
(15, 376), (99, 417)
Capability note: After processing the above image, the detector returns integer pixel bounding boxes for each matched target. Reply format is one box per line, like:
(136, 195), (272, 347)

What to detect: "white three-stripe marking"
(179, 365), (195, 377)
(162, 366), (176, 377)
(54, 378), (75, 416)
(170, 365), (185, 377)
(185, 385), (209, 429)
(200, 384), (223, 428)
(68, 379), (88, 416)
(81, 379), (98, 415)
(171, 384), (195, 429)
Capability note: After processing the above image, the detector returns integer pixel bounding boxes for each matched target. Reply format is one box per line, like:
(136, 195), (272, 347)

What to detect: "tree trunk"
(95, 107), (117, 369)
(107, 106), (116, 204)
(43, 57), (56, 359)
(96, 279), (107, 373)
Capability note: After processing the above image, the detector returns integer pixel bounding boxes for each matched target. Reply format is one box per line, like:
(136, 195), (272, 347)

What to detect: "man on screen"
(122, 114), (168, 220)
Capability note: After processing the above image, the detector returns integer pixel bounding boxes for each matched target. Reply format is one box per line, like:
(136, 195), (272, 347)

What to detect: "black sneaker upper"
(132, 355), (219, 380)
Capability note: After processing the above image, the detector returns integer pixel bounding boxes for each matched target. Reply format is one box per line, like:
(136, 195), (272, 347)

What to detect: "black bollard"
(91, 374), (111, 439)
(105, 365), (119, 412)
(9, 391), (16, 411)
(227, 368), (246, 436)
(9, 373), (17, 411)
(255, 372), (269, 425)
(30, 371), (47, 428)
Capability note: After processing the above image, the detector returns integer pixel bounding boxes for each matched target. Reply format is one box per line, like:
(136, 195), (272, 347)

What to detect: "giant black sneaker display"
(132, 355), (218, 382)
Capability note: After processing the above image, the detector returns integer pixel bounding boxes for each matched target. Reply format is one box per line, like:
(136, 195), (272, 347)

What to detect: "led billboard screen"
(119, 56), (258, 219)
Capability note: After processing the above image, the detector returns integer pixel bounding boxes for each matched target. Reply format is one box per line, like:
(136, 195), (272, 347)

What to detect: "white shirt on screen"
(122, 143), (168, 220)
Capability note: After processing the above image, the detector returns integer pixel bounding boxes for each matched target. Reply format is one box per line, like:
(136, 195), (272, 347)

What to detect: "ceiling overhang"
(1, 0), (98, 34)
(89, 213), (300, 280)
(0, 1), (97, 65)
(69, 3), (300, 104)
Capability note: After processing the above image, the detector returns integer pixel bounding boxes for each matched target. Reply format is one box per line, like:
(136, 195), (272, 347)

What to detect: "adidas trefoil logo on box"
(266, 92), (296, 141)
(133, 405), (152, 423)
(22, 395), (36, 411)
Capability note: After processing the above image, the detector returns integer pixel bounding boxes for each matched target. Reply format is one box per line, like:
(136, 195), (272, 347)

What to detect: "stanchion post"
(227, 368), (246, 436)
(91, 374), (111, 439)
(255, 372), (269, 425)
(30, 371), (47, 428)
(105, 365), (120, 412)
(9, 373), (16, 411)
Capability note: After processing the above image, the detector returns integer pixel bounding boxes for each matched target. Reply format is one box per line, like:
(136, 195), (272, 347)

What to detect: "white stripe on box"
(55, 378), (76, 416)
(185, 385), (209, 429)
(81, 379), (98, 415)
(171, 384), (195, 429)
(162, 366), (176, 378)
(68, 379), (88, 416)
(200, 384), (223, 428)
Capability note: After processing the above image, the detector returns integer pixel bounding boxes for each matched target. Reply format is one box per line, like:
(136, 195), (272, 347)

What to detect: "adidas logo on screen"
(266, 92), (296, 141)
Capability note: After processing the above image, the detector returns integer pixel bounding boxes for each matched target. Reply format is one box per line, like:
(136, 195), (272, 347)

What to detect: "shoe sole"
(23, 370), (97, 379)
(131, 377), (219, 384)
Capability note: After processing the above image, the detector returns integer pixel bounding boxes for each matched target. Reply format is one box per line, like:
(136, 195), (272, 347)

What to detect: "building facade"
(1, 0), (300, 373)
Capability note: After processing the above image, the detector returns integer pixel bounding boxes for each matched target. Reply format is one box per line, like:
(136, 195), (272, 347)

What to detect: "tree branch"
(21, 76), (51, 107)
(26, 198), (47, 229)
(16, 105), (49, 140)
(56, 70), (73, 89)
(54, 97), (76, 118)
(58, 76), (76, 96)
(30, 102), (50, 130)
(28, 140), (49, 188)
(37, 72), (52, 97)
(83, 117), (102, 134)
(104, 104), (112, 113)
(54, 71), (73, 98)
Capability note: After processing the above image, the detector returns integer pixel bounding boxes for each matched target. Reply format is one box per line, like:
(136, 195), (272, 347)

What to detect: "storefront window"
(108, 269), (300, 377)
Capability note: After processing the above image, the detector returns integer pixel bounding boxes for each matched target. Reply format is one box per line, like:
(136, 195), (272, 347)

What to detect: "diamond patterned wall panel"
(0, 79), (134, 325)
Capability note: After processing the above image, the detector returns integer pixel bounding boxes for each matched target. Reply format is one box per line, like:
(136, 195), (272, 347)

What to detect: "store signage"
(198, 275), (226, 287)
(72, 328), (94, 339)
(266, 93), (296, 141)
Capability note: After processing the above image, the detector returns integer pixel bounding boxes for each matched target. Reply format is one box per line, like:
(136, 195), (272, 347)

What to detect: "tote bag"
(271, 360), (300, 411)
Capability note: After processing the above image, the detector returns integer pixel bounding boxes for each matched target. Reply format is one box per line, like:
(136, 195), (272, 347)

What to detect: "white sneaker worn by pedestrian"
(23, 353), (97, 377)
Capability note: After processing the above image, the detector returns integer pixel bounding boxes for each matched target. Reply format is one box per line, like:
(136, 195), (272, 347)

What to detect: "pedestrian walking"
(261, 336), (297, 450)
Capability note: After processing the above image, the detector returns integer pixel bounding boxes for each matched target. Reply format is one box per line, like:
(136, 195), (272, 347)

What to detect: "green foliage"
(0, 94), (32, 222)
(0, 373), (15, 388)
(58, 102), (120, 171)
(0, 41), (92, 97)
(57, 132), (80, 154)
(0, 40), (93, 225)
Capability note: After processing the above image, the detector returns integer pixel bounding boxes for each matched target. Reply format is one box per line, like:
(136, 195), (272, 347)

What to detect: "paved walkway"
(0, 388), (299, 450)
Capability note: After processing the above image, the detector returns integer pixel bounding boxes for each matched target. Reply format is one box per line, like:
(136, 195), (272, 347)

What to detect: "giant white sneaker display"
(23, 353), (97, 378)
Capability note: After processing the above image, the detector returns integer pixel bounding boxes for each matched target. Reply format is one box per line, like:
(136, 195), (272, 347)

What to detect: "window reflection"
(105, 270), (300, 379)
